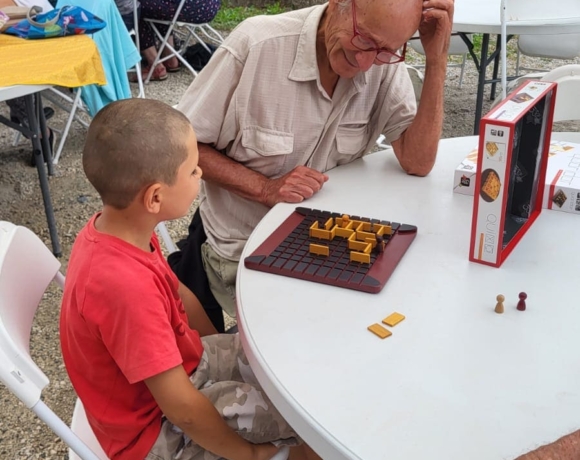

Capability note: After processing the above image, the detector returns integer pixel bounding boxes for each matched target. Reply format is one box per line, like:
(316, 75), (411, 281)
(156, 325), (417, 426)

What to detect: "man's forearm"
(198, 143), (269, 205)
(516, 430), (580, 460)
(394, 58), (447, 176)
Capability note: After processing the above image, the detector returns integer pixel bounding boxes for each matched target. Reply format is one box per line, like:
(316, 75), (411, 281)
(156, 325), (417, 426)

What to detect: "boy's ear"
(142, 182), (164, 214)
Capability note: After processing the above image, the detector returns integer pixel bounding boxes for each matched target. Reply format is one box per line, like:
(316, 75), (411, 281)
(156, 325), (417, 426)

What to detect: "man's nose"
(354, 50), (376, 71)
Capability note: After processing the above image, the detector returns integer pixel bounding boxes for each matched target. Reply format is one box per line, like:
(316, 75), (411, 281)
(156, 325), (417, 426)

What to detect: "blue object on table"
(56, 0), (141, 117)
(5, 5), (106, 39)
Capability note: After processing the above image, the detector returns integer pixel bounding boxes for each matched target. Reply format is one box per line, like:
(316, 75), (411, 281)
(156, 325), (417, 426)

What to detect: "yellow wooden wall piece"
(356, 230), (375, 241)
(334, 226), (354, 238)
(311, 228), (332, 240)
(324, 217), (334, 230)
(382, 312), (405, 327)
(350, 251), (370, 264)
(368, 323), (392, 339)
(309, 243), (329, 256)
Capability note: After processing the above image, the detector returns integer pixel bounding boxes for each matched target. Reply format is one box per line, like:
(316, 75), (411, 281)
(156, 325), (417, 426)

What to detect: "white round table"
(452, 0), (580, 134)
(237, 133), (580, 460)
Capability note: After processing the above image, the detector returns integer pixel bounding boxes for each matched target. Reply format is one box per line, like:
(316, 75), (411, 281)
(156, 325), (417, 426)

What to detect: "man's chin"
(330, 57), (359, 79)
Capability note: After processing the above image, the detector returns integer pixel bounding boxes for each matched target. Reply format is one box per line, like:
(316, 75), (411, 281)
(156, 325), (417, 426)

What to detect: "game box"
(454, 141), (580, 217)
(469, 80), (557, 267)
(542, 140), (580, 215)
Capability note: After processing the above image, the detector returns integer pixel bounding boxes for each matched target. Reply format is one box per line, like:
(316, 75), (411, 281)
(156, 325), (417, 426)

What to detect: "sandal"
(164, 58), (181, 73)
(129, 64), (168, 83)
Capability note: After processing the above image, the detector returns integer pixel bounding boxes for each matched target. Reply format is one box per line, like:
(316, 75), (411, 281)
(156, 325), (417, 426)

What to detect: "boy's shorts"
(145, 334), (300, 460)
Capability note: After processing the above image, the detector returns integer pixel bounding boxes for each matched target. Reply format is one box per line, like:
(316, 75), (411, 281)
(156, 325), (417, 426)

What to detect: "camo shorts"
(145, 334), (300, 460)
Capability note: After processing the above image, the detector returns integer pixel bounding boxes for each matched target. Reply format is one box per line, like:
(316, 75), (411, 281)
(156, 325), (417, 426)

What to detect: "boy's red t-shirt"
(60, 214), (204, 459)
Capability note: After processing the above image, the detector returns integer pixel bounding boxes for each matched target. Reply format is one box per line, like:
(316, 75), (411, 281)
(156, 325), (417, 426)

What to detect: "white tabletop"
(0, 85), (51, 103)
(453, 0), (580, 35)
(237, 132), (580, 460)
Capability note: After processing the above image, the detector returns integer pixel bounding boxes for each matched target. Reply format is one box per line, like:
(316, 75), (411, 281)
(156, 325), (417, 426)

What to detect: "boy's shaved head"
(83, 99), (193, 209)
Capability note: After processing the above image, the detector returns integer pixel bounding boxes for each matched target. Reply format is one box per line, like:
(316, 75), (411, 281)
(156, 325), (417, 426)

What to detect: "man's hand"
(260, 165), (329, 208)
(418, 0), (454, 62)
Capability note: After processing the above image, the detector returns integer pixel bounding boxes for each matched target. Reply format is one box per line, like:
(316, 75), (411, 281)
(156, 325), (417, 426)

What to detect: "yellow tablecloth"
(0, 34), (106, 87)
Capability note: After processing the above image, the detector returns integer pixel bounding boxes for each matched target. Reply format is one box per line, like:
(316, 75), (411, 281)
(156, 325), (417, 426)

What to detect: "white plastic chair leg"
(52, 88), (83, 164)
(459, 54), (467, 89)
(156, 222), (178, 254)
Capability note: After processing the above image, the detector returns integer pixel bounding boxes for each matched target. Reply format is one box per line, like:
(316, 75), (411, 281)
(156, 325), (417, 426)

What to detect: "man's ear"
(142, 182), (163, 214)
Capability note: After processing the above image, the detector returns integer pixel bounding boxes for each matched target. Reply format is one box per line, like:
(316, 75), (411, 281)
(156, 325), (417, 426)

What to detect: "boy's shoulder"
(67, 215), (167, 296)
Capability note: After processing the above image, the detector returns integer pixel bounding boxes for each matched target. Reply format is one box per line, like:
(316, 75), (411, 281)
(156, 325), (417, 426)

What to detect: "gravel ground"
(0, 43), (579, 458)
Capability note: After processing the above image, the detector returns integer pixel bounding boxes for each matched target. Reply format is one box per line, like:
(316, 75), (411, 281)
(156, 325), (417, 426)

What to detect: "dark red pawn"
(517, 292), (527, 311)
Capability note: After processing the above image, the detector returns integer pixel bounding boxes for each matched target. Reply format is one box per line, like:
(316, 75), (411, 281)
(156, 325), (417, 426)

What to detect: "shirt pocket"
(334, 124), (368, 166)
(235, 126), (294, 178)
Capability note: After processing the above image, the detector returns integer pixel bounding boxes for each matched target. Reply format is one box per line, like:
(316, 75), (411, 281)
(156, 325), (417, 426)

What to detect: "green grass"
(211, 2), (291, 31)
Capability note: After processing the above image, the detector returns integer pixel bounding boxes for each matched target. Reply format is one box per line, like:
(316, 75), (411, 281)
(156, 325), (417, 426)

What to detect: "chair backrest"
(0, 221), (62, 408)
(499, 0), (580, 99)
(518, 33), (580, 60)
(540, 64), (580, 122)
(408, 34), (470, 56)
(506, 0), (580, 22)
(0, 221), (104, 460)
(70, 399), (109, 460)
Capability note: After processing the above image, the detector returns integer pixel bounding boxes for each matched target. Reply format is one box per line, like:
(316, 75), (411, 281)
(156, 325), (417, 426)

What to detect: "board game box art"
(244, 207), (417, 293)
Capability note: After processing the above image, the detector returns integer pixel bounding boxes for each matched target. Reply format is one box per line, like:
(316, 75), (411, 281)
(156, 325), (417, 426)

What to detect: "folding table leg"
(24, 94), (62, 257)
(473, 34), (491, 135)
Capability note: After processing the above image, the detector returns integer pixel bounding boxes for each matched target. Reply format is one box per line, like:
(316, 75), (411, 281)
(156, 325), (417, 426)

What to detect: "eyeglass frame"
(350, 0), (407, 64)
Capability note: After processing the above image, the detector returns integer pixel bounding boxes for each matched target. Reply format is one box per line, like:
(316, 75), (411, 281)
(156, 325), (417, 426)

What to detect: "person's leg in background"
(138, 0), (221, 75)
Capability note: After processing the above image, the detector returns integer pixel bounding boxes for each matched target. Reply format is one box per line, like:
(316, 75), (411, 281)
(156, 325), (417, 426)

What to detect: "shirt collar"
(288, 3), (367, 89)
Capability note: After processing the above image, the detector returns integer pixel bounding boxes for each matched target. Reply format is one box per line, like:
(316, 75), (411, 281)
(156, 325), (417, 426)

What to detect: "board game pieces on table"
(368, 311), (405, 339)
(382, 312), (405, 327)
(367, 323), (392, 339)
(495, 294), (505, 314)
(244, 207), (417, 294)
(517, 292), (527, 311)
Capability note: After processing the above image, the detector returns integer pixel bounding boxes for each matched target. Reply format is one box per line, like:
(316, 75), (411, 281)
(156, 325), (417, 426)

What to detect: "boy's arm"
(145, 366), (280, 460)
(178, 281), (218, 336)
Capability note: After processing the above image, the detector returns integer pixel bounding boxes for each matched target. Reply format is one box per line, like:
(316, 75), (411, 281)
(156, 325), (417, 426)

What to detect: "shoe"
(164, 57), (181, 73)
(129, 64), (168, 82)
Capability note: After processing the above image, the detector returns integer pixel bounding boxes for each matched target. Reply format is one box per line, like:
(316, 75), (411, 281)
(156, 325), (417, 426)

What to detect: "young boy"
(60, 99), (319, 460)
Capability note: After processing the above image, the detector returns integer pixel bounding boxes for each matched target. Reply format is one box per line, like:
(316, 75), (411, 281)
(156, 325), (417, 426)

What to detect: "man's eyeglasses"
(350, 0), (406, 64)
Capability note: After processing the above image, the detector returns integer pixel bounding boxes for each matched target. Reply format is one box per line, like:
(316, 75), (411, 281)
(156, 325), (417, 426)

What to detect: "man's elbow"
(401, 159), (435, 177)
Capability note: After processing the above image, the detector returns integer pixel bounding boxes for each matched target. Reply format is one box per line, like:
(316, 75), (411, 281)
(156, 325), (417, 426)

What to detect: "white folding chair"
(156, 222), (178, 254)
(127, 0), (145, 98)
(515, 33), (580, 76)
(143, 0), (224, 83)
(69, 400), (108, 460)
(499, 0), (580, 100)
(408, 34), (471, 88)
(42, 87), (91, 165)
(0, 221), (101, 460)
(540, 64), (580, 122)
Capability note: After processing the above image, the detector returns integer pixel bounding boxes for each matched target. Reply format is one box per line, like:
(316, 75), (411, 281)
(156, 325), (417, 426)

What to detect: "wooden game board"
(244, 207), (417, 293)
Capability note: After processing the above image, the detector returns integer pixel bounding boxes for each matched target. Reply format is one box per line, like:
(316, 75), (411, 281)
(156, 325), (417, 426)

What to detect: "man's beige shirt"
(178, 3), (416, 261)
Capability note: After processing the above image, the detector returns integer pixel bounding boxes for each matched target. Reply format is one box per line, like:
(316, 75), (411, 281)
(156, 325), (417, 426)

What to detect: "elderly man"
(170, 0), (454, 330)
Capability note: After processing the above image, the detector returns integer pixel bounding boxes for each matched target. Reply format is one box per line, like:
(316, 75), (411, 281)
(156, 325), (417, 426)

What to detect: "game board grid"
(254, 208), (401, 287)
